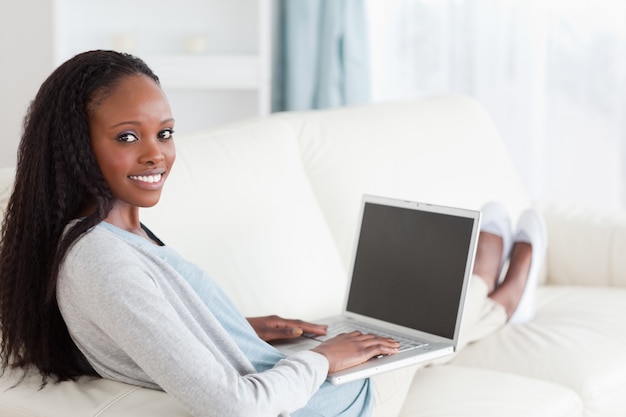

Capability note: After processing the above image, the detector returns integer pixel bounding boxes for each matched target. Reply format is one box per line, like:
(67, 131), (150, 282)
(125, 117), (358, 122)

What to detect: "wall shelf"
(144, 55), (262, 90)
(52, 0), (273, 133)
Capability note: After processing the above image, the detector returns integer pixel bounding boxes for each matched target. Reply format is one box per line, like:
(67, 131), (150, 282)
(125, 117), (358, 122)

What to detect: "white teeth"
(129, 174), (162, 183)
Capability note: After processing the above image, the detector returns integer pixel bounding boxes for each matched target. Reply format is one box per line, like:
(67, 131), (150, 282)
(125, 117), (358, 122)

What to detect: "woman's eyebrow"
(109, 120), (141, 129)
(109, 118), (175, 129)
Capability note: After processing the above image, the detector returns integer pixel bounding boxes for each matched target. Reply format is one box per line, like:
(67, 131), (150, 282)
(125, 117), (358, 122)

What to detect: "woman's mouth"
(128, 173), (164, 184)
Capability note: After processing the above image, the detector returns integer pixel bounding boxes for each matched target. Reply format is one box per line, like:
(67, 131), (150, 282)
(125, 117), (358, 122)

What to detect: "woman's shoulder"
(62, 223), (152, 281)
(68, 222), (131, 258)
(59, 223), (162, 299)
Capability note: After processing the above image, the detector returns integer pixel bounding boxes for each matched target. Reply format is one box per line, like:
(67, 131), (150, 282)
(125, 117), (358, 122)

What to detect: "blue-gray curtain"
(273, 0), (370, 112)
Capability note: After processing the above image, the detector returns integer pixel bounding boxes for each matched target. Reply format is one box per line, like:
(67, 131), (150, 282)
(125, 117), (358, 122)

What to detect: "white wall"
(0, 0), (55, 168)
(0, 0), (269, 169)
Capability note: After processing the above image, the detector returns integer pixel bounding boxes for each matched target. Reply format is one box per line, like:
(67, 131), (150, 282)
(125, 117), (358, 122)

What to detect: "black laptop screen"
(345, 202), (475, 340)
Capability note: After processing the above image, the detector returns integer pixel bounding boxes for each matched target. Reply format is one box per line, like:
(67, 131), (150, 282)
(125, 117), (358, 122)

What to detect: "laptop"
(274, 195), (481, 385)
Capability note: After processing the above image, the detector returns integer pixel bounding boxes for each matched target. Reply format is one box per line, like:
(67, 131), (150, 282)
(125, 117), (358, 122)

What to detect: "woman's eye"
(158, 129), (174, 140)
(117, 133), (139, 143)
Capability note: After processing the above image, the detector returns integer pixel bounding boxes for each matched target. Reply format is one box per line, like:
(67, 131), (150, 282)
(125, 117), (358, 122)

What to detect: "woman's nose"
(140, 138), (165, 165)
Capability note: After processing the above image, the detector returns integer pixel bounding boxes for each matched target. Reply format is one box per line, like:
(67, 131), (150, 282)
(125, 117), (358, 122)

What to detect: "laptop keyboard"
(304, 322), (427, 352)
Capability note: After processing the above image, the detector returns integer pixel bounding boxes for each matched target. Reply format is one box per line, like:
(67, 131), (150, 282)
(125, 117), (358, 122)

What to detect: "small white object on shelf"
(111, 35), (136, 53)
(144, 55), (260, 90)
(183, 34), (209, 55)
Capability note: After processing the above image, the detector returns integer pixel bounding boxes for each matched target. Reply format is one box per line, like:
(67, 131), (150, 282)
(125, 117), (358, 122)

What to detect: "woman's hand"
(311, 331), (400, 373)
(247, 315), (328, 342)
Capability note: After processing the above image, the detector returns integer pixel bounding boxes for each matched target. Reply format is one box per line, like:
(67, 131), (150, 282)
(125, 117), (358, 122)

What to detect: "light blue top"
(57, 219), (372, 417)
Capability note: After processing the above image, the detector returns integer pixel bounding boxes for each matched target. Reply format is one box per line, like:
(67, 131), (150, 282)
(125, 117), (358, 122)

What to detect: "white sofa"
(1, 95), (625, 416)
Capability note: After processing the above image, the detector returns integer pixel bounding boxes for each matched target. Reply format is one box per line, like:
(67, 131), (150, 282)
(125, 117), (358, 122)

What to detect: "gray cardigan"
(57, 223), (328, 417)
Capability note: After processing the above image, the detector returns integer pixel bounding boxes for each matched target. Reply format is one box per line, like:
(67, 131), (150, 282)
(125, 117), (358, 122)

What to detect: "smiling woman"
(0, 51), (165, 382)
(0, 50), (403, 417)
(0, 48), (548, 417)
(87, 74), (176, 228)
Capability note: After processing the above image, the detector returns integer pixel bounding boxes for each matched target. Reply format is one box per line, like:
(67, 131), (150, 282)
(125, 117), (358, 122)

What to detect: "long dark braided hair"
(0, 50), (159, 383)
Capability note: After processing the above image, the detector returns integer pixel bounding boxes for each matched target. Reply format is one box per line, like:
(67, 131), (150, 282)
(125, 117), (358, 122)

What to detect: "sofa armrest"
(0, 167), (15, 228)
(539, 202), (626, 287)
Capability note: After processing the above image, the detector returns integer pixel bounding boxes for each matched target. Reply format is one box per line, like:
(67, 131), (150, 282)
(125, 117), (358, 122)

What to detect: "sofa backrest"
(140, 117), (348, 319)
(0, 96), (531, 321)
(0, 124), (347, 321)
(277, 95), (530, 266)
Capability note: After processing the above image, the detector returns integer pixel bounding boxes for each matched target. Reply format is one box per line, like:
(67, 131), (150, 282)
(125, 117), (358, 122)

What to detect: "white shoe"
(480, 201), (512, 285)
(509, 208), (548, 325)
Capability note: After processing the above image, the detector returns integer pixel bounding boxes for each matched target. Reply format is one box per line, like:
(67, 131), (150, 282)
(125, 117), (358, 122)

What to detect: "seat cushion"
(398, 365), (582, 417)
(452, 286), (626, 417)
(0, 371), (189, 417)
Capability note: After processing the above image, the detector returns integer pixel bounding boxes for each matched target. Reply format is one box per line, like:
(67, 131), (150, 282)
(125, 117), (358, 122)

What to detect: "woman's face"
(89, 75), (175, 211)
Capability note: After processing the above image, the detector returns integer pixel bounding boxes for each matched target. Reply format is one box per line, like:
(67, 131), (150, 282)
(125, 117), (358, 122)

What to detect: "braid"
(0, 50), (159, 382)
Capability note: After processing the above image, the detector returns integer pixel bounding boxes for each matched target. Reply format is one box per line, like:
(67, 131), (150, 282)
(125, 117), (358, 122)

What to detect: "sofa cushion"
(140, 118), (348, 319)
(276, 95), (531, 267)
(541, 203), (626, 287)
(0, 371), (189, 417)
(398, 365), (582, 417)
(451, 286), (626, 417)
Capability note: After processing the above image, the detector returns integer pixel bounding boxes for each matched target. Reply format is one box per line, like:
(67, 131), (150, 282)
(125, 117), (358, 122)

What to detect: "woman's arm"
(58, 235), (326, 417)
(247, 316), (399, 372)
(58, 230), (397, 416)
(247, 315), (328, 340)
